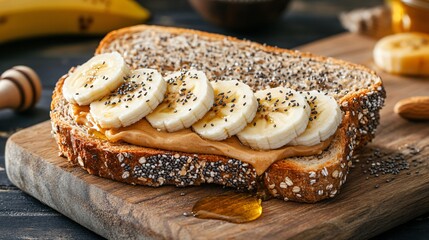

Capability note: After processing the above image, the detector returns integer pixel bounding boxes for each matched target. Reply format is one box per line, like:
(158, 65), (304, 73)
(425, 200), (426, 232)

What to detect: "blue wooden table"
(0, 0), (427, 239)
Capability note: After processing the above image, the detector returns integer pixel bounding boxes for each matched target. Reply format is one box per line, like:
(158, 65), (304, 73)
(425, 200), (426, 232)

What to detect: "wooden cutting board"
(5, 33), (429, 239)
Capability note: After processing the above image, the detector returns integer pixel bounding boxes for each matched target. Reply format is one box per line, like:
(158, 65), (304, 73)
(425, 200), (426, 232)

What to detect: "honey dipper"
(0, 66), (42, 111)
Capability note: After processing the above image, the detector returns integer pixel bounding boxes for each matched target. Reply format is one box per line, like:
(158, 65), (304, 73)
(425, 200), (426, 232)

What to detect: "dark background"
(0, 0), (428, 239)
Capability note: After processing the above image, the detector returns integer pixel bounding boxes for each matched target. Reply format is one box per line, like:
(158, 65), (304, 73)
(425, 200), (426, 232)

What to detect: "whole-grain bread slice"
(51, 25), (385, 203)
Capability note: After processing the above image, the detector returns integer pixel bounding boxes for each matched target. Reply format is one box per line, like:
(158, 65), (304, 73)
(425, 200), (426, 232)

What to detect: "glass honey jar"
(390, 0), (429, 33)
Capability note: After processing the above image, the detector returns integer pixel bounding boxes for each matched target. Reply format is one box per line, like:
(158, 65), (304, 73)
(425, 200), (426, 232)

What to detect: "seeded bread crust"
(51, 25), (385, 203)
(264, 120), (350, 202)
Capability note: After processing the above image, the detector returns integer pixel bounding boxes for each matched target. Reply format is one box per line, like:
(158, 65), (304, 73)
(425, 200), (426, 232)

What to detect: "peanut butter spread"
(72, 105), (332, 175)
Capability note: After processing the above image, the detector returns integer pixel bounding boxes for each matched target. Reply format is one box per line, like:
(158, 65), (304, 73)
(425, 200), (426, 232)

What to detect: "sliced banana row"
(62, 52), (342, 151)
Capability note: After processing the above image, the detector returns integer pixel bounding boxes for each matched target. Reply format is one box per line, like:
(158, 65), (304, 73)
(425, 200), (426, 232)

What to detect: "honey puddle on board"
(192, 192), (262, 223)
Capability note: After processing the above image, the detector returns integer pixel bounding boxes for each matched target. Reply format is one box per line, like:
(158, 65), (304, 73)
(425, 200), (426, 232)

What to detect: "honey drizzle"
(192, 191), (262, 223)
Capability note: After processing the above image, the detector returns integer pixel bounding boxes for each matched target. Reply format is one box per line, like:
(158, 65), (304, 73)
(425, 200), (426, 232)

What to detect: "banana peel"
(0, 0), (150, 43)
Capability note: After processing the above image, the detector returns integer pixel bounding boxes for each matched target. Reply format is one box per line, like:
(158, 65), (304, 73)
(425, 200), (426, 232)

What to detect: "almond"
(394, 96), (429, 120)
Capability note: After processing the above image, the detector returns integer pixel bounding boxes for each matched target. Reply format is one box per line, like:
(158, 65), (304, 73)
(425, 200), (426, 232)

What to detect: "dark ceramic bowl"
(188, 0), (291, 30)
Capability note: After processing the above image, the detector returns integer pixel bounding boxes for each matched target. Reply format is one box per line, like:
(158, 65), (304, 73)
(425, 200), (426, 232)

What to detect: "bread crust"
(50, 25), (386, 203)
(264, 117), (351, 203)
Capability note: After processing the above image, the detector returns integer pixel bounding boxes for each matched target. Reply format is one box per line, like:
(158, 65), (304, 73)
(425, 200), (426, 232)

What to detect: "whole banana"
(0, 0), (150, 43)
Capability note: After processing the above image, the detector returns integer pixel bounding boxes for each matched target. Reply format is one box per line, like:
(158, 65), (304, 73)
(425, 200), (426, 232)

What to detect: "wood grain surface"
(5, 33), (429, 239)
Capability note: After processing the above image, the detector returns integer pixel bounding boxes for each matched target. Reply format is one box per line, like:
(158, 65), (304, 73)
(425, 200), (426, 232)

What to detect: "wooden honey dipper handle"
(0, 66), (42, 111)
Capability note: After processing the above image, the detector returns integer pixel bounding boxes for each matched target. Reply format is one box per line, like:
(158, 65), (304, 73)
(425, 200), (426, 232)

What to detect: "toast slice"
(51, 25), (385, 203)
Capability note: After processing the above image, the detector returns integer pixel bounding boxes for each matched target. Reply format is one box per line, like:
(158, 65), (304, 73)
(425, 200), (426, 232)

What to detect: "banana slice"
(237, 87), (310, 150)
(373, 32), (429, 76)
(146, 69), (214, 132)
(63, 52), (130, 106)
(290, 91), (342, 146)
(89, 69), (166, 128)
(192, 80), (258, 141)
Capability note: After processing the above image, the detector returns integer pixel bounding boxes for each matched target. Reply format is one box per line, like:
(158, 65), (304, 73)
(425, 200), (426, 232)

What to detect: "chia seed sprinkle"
(354, 144), (424, 188)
